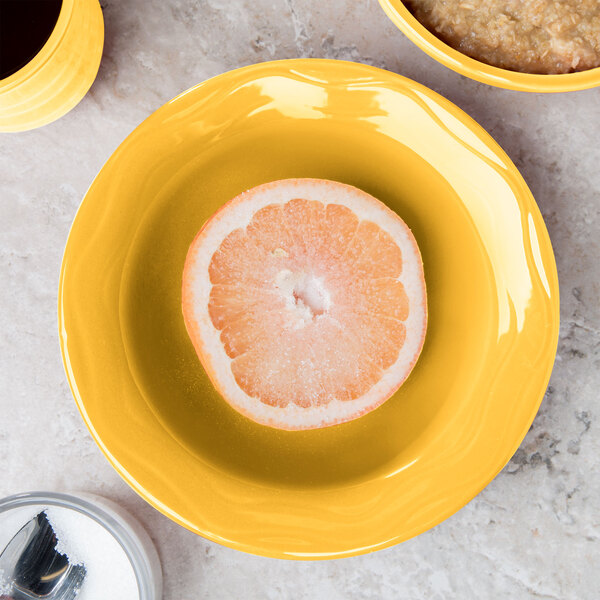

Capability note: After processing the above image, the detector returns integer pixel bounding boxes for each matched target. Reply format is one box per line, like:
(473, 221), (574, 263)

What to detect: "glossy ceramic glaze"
(379, 0), (600, 92)
(59, 59), (559, 559)
(0, 0), (104, 132)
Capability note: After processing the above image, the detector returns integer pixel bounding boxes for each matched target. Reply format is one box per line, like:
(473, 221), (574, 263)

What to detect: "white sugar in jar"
(0, 492), (162, 600)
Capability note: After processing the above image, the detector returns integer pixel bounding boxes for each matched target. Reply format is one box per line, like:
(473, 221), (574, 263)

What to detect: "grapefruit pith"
(182, 179), (427, 430)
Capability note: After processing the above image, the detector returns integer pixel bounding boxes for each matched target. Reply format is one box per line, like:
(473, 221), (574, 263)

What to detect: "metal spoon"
(0, 511), (86, 600)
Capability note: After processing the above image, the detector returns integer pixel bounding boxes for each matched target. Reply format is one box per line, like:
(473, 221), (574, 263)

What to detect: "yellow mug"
(0, 0), (104, 132)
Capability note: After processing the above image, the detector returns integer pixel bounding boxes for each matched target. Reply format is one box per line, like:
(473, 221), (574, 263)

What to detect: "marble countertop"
(1, 0), (599, 598)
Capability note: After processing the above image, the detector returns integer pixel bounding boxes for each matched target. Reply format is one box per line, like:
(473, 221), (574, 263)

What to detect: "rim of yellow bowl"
(0, 0), (74, 91)
(379, 0), (600, 92)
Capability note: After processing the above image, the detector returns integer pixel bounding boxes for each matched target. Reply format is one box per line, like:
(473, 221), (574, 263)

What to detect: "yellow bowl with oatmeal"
(379, 0), (600, 92)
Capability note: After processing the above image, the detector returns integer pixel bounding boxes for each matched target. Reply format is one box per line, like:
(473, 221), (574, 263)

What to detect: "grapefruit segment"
(182, 179), (427, 430)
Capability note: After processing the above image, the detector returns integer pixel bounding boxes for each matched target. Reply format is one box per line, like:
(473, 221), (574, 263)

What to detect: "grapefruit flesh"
(182, 179), (427, 430)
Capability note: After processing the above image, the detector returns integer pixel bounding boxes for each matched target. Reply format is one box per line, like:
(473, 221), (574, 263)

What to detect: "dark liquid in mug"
(0, 0), (63, 79)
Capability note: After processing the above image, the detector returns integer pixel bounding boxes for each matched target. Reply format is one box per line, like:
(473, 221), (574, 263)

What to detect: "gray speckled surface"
(1, 1), (599, 598)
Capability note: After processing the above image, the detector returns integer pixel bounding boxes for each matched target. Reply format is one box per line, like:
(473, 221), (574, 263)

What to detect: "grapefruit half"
(182, 179), (427, 430)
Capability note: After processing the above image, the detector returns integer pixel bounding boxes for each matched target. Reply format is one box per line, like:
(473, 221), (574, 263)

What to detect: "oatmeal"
(404, 0), (600, 74)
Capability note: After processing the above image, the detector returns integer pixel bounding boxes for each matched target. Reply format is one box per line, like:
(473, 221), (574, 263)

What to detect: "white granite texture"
(1, 0), (599, 598)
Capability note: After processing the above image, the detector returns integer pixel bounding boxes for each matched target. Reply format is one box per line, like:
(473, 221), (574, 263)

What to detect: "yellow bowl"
(0, 0), (104, 132)
(379, 0), (600, 92)
(59, 59), (559, 559)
